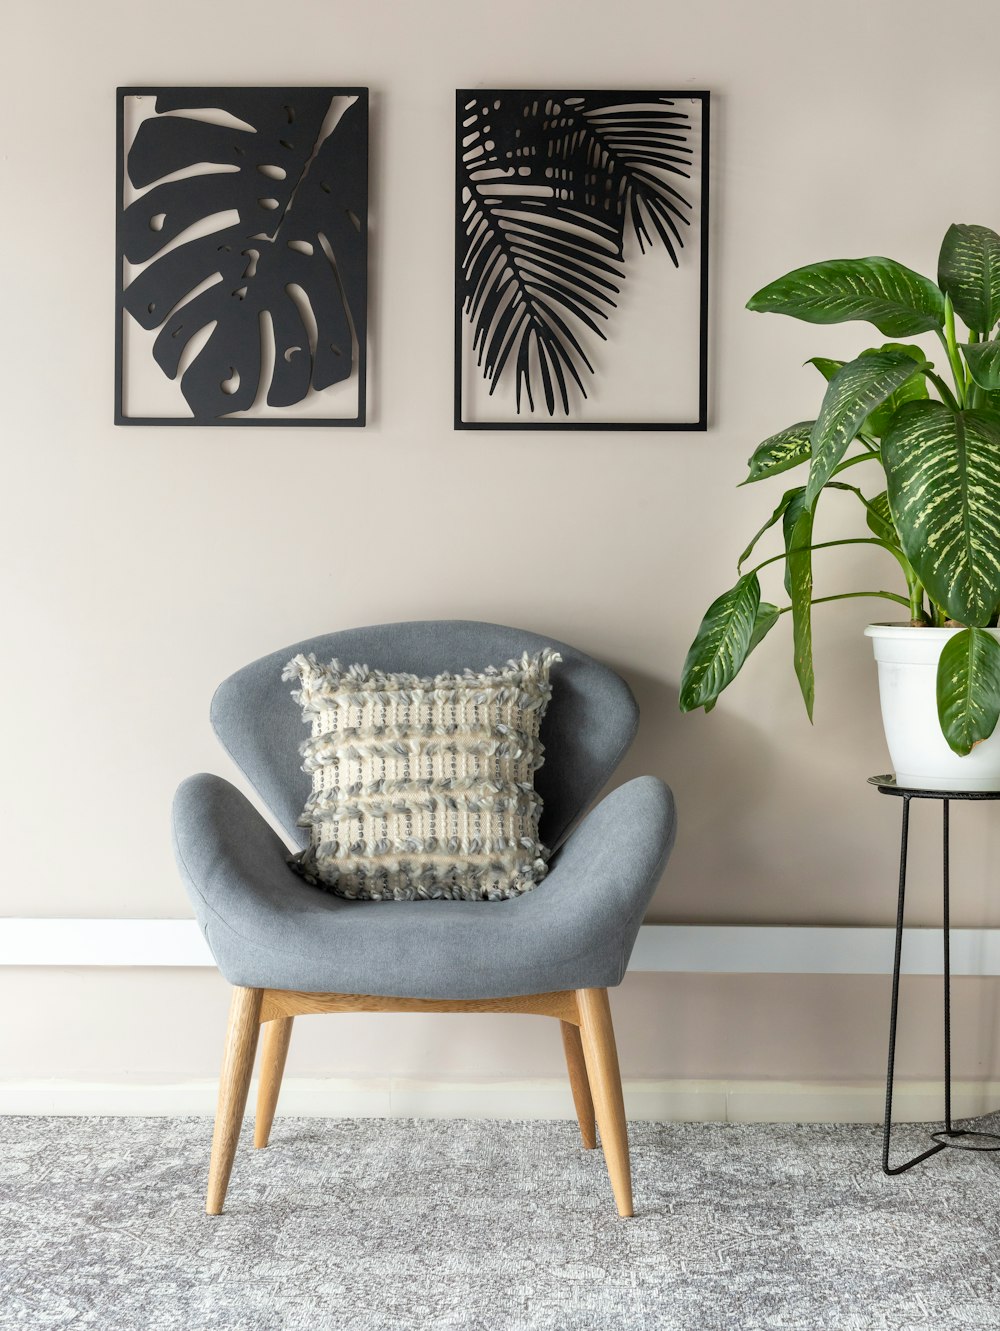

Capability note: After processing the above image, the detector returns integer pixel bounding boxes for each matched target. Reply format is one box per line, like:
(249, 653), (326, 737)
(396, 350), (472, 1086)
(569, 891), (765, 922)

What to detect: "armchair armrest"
(171, 771), (676, 995)
(527, 775), (677, 981)
(172, 773), (300, 929)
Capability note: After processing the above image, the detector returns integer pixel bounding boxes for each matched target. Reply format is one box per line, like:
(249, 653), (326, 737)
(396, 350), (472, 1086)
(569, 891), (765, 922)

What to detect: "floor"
(2, 1115), (998, 1330)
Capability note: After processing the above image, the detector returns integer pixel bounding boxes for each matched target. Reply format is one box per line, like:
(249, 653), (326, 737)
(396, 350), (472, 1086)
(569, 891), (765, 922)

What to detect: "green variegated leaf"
(807, 356), (844, 382)
(784, 503), (814, 718)
(805, 352), (926, 507)
(882, 402), (1000, 626)
(738, 487), (804, 570)
(747, 258), (946, 337)
(748, 601), (780, 655)
(860, 344), (930, 437)
(863, 342), (928, 363)
(936, 627), (1000, 756)
(808, 347), (927, 438)
(865, 490), (899, 546)
(962, 339), (1000, 391)
(938, 224), (1000, 335)
(742, 422), (813, 485)
(781, 489), (809, 596)
(679, 575), (761, 712)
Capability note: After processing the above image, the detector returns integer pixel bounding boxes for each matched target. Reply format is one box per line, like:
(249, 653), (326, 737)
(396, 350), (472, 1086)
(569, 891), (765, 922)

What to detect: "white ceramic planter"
(865, 623), (1000, 791)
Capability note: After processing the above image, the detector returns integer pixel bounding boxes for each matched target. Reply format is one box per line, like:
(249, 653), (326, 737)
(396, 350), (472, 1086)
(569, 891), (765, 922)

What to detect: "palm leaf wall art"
(455, 89), (710, 430)
(116, 87), (368, 425)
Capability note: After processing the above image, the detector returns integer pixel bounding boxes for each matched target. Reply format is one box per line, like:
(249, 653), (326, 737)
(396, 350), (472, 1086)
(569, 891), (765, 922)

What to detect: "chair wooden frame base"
(206, 985), (633, 1218)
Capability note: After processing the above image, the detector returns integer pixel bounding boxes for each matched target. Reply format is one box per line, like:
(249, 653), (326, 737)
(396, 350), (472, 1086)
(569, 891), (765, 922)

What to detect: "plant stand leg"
(883, 796), (947, 1174)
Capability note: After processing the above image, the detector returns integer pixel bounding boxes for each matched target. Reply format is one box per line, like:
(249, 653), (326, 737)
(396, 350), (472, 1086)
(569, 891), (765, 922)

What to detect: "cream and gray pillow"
(282, 649), (561, 901)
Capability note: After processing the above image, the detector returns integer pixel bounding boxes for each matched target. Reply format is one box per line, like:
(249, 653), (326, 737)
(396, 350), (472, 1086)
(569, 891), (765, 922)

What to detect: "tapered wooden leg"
(560, 1020), (596, 1149)
(254, 1017), (293, 1149)
(206, 986), (263, 1216)
(577, 988), (633, 1218)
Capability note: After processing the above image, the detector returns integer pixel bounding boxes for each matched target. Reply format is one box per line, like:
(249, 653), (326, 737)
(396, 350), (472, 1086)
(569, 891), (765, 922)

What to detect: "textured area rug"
(2, 1115), (999, 1330)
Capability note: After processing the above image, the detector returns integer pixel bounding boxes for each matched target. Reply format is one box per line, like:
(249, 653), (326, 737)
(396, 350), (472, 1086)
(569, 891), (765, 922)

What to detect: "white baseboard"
(1, 1076), (997, 1124)
(3, 919), (1000, 974)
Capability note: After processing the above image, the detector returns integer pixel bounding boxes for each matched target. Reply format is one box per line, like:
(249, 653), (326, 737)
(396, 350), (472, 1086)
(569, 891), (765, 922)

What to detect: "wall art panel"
(455, 89), (709, 430)
(116, 87), (368, 426)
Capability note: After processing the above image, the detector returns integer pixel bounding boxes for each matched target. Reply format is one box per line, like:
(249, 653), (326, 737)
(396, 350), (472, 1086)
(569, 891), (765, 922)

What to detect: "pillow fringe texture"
(283, 649), (562, 901)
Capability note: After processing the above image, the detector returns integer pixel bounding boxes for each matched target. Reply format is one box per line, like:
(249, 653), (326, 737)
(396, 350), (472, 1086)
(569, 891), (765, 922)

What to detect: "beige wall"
(2, 0), (1000, 1096)
(6, 969), (1000, 1087)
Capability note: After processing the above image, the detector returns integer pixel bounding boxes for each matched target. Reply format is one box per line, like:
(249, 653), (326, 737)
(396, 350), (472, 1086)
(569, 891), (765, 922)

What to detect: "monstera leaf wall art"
(116, 87), (368, 425)
(455, 89), (709, 430)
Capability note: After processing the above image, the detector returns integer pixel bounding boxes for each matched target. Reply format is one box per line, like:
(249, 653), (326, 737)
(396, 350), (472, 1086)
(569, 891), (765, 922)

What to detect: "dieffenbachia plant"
(680, 223), (1000, 756)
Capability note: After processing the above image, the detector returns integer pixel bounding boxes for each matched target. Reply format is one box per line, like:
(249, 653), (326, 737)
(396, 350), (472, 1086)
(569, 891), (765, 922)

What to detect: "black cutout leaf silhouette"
(458, 92), (695, 415)
(121, 88), (366, 420)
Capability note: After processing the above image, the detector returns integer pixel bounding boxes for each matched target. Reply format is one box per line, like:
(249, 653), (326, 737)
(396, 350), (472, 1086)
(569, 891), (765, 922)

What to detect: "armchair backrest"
(210, 620), (638, 851)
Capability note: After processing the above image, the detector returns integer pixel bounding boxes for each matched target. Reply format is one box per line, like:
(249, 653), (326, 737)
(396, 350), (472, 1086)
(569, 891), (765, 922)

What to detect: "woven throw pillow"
(282, 649), (562, 901)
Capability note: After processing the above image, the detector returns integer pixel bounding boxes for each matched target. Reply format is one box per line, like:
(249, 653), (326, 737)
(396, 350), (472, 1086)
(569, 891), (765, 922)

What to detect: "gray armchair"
(173, 621), (676, 1217)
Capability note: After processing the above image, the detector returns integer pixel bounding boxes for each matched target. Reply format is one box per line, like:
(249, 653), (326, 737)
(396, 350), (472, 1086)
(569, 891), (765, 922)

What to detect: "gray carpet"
(2, 1116), (999, 1330)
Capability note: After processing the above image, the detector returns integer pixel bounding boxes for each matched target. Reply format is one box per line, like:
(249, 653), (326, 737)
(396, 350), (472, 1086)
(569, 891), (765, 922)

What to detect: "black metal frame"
(453, 89), (710, 432)
(871, 775), (1000, 1173)
(115, 87), (368, 428)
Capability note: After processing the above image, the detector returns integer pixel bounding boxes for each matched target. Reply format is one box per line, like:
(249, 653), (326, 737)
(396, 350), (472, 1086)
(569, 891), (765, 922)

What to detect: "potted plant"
(680, 223), (1000, 790)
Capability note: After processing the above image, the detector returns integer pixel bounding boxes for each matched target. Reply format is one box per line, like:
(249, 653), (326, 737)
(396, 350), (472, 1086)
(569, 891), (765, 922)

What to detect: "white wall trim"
(1, 1074), (997, 1123)
(2, 919), (1000, 975)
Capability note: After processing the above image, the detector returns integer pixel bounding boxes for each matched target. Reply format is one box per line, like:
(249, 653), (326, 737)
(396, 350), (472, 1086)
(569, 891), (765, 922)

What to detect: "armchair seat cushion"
(173, 772), (675, 998)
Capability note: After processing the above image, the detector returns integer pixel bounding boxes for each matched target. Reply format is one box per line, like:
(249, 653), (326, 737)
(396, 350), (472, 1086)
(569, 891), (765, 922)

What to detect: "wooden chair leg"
(206, 986), (263, 1216)
(254, 1016), (293, 1149)
(560, 1020), (596, 1149)
(577, 987), (633, 1218)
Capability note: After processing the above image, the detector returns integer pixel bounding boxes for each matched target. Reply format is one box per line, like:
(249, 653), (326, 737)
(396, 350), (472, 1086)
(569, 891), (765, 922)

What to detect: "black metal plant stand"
(870, 775), (1000, 1174)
